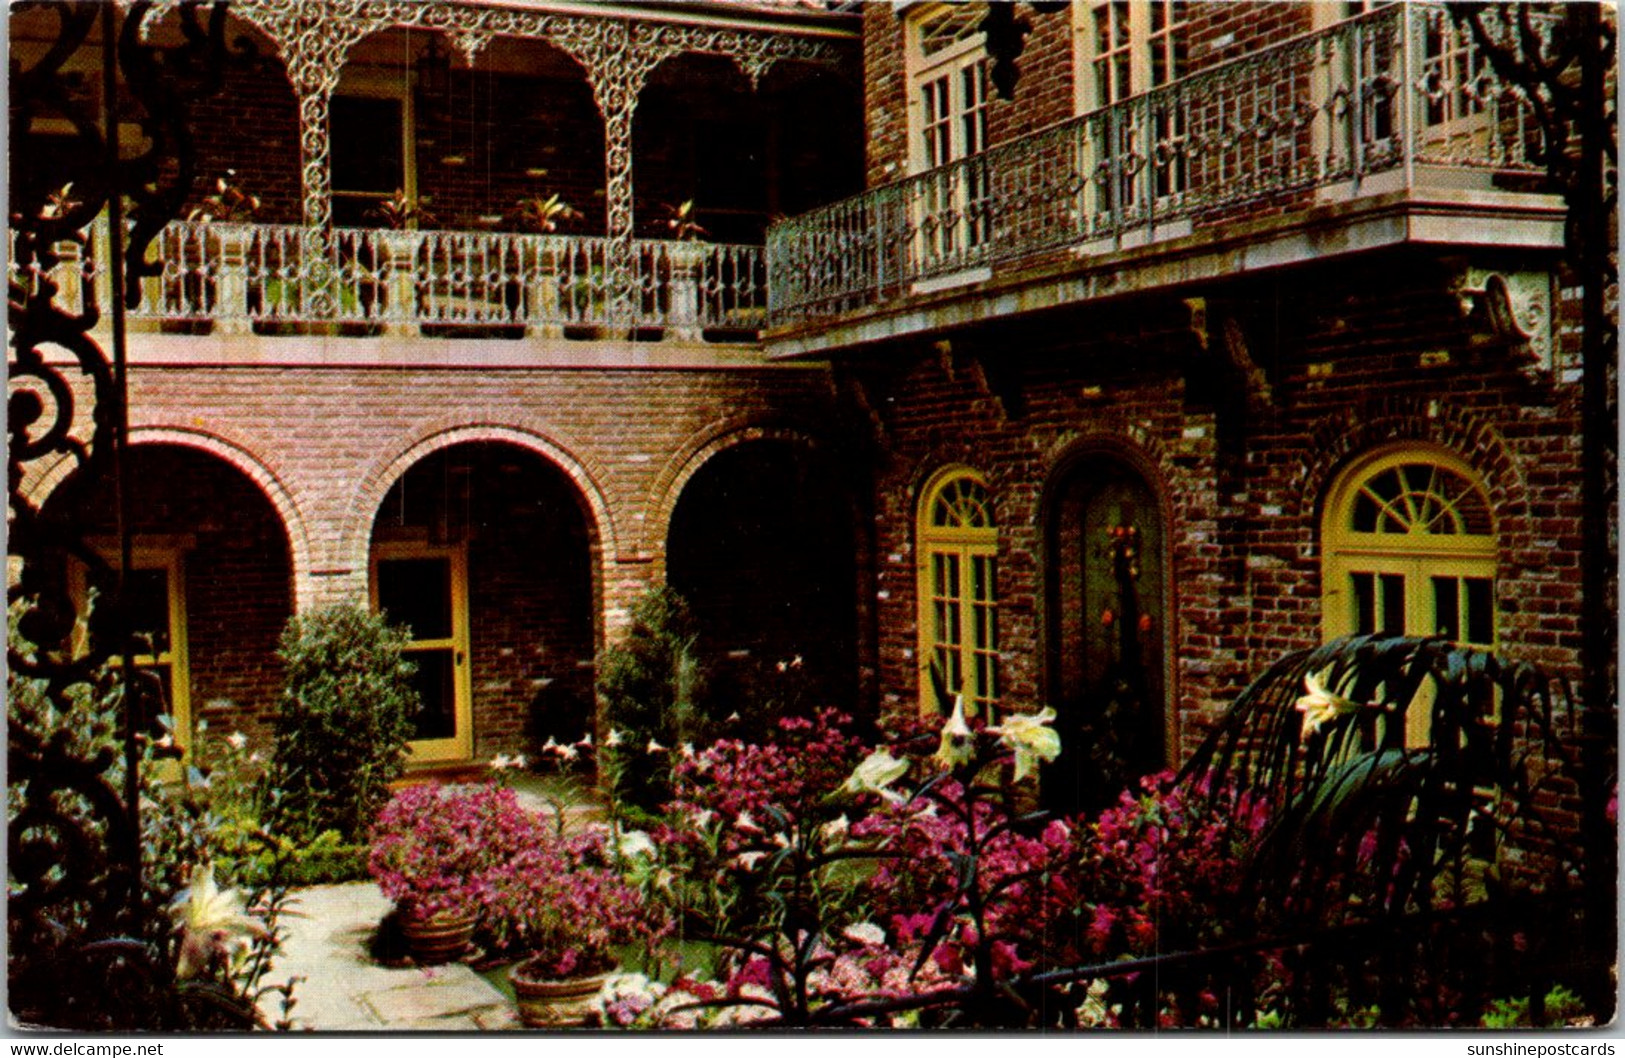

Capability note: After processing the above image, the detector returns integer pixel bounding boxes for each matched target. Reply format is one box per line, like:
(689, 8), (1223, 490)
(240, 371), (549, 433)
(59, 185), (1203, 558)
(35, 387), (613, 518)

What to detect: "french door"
(371, 542), (472, 763)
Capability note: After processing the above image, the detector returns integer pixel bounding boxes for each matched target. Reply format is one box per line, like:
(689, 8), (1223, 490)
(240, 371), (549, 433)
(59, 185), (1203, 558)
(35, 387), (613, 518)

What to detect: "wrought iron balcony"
(14, 220), (768, 343)
(766, 3), (1554, 330)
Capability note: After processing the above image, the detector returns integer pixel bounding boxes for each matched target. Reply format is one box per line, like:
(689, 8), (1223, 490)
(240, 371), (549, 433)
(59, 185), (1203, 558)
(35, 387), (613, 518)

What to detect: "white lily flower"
(679, 742), (696, 760)
(1295, 668), (1362, 737)
(575, 732), (594, 748)
(934, 695), (976, 770)
(734, 851), (767, 870)
(619, 829), (656, 860)
(225, 731), (248, 751)
(821, 814), (850, 842)
(543, 736), (562, 755)
(557, 743), (579, 762)
(606, 729), (625, 747)
(842, 922), (886, 947)
(841, 748), (909, 802)
(736, 811), (760, 832)
(987, 707), (1061, 782)
(169, 864), (266, 980)
(646, 738), (667, 754)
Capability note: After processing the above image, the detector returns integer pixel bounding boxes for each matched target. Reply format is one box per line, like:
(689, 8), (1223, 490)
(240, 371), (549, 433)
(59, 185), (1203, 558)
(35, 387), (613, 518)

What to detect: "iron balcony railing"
(767, 3), (1552, 327)
(13, 221), (768, 342)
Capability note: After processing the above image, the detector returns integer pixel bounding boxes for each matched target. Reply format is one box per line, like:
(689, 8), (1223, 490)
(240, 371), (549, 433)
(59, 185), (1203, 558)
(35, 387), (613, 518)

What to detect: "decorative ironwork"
(9, 0), (233, 1010)
(227, 0), (849, 325)
(768, 3), (1554, 326)
(20, 219), (771, 340)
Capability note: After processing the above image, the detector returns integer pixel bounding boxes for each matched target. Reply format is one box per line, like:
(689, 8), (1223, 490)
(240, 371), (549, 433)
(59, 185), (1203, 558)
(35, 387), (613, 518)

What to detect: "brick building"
(11, 2), (1602, 810)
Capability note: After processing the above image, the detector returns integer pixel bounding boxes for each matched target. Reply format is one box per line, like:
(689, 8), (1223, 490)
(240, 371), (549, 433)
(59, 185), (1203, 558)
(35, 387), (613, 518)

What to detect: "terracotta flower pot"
(397, 904), (476, 964)
(509, 958), (614, 1028)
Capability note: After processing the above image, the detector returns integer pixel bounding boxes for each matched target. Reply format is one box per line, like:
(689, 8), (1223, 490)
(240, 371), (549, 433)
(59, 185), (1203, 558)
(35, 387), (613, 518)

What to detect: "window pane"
(1464, 577), (1494, 645)
(1351, 571), (1376, 635)
(331, 96), (404, 196)
(125, 567), (172, 655)
(378, 557), (453, 640)
(406, 648), (457, 741)
(1432, 575), (1460, 640)
(1379, 573), (1405, 635)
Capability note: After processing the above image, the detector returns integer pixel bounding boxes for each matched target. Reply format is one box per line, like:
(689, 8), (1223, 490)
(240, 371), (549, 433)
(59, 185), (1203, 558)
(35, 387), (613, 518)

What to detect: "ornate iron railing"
(767, 3), (1553, 326)
(12, 221), (769, 341)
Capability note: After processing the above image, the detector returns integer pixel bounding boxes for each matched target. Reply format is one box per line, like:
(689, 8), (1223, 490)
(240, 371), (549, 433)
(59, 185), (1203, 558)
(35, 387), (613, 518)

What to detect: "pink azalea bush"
(484, 826), (669, 977)
(367, 783), (547, 918)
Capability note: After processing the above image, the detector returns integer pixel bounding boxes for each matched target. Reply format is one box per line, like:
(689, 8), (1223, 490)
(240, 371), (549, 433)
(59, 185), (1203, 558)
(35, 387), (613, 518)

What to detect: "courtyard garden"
(7, 590), (1613, 1031)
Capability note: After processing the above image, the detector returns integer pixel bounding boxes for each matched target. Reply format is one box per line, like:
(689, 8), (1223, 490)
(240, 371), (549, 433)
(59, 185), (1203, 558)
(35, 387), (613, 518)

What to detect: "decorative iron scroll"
(227, 0), (850, 323)
(9, 0), (233, 969)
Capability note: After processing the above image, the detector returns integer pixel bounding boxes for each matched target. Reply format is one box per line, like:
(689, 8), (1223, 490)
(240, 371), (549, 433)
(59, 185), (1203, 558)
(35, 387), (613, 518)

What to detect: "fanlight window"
(1349, 462), (1494, 535)
(1322, 448), (1498, 746)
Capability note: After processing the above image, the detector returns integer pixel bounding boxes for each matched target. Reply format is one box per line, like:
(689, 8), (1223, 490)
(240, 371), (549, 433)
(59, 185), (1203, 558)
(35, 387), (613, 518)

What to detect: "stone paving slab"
(261, 882), (515, 1032)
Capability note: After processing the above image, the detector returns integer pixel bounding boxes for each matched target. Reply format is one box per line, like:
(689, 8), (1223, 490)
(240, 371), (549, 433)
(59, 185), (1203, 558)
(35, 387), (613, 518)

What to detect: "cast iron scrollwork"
(9, 0), (235, 1025)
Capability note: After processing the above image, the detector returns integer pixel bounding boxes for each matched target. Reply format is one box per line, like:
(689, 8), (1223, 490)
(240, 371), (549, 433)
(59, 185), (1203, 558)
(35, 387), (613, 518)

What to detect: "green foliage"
(7, 604), (288, 1029)
(266, 606), (417, 842)
(1480, 986), (1586, 1029)
(595, 587), (708, 811)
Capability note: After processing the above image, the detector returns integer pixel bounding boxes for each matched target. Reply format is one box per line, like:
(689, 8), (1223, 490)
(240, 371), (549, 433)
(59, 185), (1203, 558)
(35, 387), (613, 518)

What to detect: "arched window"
(1322, 447), (1498, 741)
(917, 467), (999, 718)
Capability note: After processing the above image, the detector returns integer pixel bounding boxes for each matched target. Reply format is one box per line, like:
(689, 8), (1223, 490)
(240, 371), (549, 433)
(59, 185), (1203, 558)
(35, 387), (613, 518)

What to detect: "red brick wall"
(987, 8), (1076, 143)
(185, 18), (303, 225)
(95, 358), (849, 759)
(863, 4), (910, 187)
(844, 252), (1586, 758)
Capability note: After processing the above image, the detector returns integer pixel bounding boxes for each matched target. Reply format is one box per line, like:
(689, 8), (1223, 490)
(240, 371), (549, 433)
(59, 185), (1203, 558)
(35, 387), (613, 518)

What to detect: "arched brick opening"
(1040, 441), (1175, 815)
(368, 440), (597, 762)
(40, 442), (297, 748)
(665, 437), (859, 721)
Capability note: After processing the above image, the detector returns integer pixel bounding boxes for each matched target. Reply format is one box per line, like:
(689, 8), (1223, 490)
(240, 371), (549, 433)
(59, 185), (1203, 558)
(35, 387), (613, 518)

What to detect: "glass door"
(371, 543), (472, 763)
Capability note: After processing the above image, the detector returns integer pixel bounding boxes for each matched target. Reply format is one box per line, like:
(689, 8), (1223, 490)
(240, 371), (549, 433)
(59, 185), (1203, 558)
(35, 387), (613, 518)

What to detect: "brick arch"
(28, 427), (314, 609)
(1298, 397), (1530, 540)
(1036, 430), (1178, 518)
(641, 415), (832, 560)
(1033, 431), (1182, 780)
(341, 423), (616, 577)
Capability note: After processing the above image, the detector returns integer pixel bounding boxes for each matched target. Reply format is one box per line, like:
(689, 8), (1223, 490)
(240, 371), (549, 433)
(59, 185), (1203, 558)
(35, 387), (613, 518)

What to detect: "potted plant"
(367, 783), (546, 964)
(512, 191), (581, 235)
(491, 828), (666, 1027)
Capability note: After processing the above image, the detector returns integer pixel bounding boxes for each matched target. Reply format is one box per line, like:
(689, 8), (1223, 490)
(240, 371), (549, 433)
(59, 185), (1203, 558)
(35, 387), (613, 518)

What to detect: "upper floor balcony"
(765, 3), (1567, 355)
(19, 218), (770, 345)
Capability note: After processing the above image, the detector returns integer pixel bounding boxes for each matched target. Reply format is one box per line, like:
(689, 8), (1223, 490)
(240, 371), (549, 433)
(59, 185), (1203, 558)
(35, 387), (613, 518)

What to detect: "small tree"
(267, 606), (416, 841)
(595, 587), (707, 813)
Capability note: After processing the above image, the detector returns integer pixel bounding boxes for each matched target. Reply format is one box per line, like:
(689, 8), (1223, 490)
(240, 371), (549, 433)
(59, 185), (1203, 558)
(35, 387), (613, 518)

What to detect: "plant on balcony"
(659, 199), (708, 242)
(513, 191), (581, 235)
(186, 170), (260, 223)
(366, 188), (437, 231)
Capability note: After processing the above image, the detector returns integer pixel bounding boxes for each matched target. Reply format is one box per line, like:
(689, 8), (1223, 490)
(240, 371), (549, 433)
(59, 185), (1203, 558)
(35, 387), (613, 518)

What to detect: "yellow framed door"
(370, 542), (473, 763)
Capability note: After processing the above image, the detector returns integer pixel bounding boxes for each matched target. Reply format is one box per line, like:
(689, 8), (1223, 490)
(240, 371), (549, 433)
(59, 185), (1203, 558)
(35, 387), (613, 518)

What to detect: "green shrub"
(266, 606), (416, 842)
(595, 587), (708, 812)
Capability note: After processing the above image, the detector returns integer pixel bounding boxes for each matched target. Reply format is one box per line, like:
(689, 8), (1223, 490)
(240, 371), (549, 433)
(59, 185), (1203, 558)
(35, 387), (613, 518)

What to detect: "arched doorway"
(369, 441), (596, 762)
(666, 439), (857, 720)
(42, 443), (296, 752)
(1044, 455), (1169, 815)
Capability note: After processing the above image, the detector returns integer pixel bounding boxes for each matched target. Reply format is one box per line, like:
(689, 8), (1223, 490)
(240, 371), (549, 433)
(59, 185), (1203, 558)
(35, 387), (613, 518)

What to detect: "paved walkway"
(262, 883), (519, 1031)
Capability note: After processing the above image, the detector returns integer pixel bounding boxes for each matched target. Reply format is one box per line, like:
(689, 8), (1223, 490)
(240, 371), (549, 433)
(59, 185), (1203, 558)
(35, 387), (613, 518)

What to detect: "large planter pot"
(509, 958), (613, 1028)
(398, 905), (476, 964)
